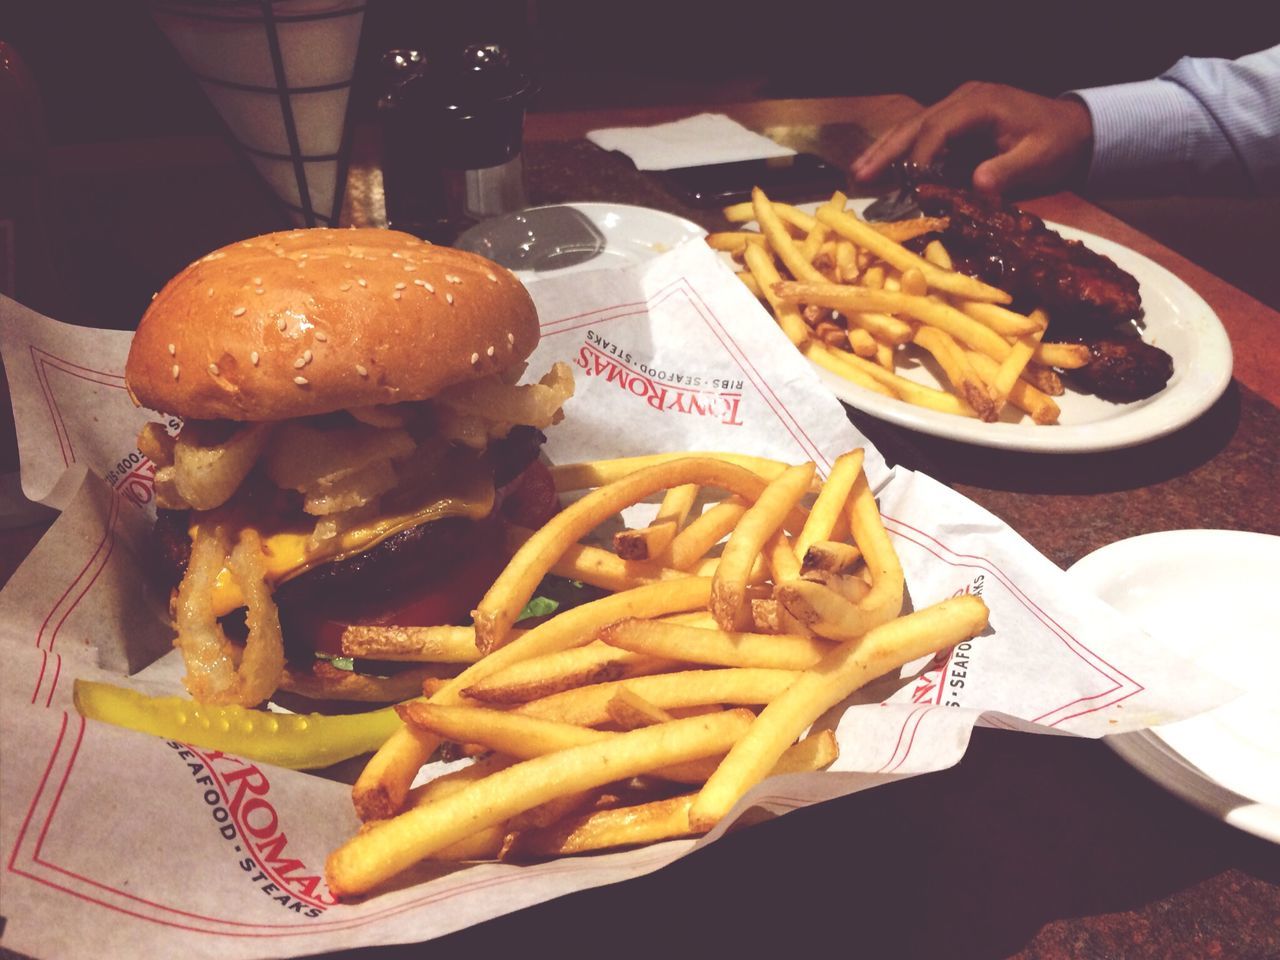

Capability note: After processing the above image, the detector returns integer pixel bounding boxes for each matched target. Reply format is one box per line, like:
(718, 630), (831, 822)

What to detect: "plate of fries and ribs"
(708, 185), (1233, 453)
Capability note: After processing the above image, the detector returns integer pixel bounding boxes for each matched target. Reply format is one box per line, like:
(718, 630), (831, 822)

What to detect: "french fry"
(704, 231), (769, 253)
(352, 577), (713, 821)
(795, 449), (864, 560)
(899, 267), (928, 297)
(804, 341), (975, 416)
(736, 271), (764, 298)
(599, 618), (832, 671)
(667, 497), (749, 570)
(513, 668), (801, 727)
(502, 729), (840, 859)
(775, 281), (1012, 361)
(341, 625), (487, 663)
(506, 525), (689, 593)
(967, 350), (1061, 425)
(845, 309), (913, 346)
(688, 595), (990, 831)
(960, 300), (1049, 338)
(549, 452), (792, 492)
(722, 198), (817, 233)
(846, 327), (879, 357)
(606, 687), (679, 730)
(872, 216), (951, 244)
(801, 540), (862, 574)
(475, 459), (782, 653)
(1033, 342), (1092, 370)
(922, 239), (953, 270)
(711, 462), (816, 630)
(753, 187), (828, 284)
(802, 341), (900, 399)
(461, 640), (675, 706)
(913, 326), (998, 422)
(987, 331), (1042, 409)
(329, 710), (756, 897)
(814, 205), (1010, 303)
(614, 483), (699, 561)
(1019, 363), (1065, 396)
(835, 239), (860, 283)
(744, 238), (811, 347)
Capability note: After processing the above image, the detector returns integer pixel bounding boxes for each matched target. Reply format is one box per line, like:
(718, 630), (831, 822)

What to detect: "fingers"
(852, 115), (926, 184)
(852, 84), (986, 184)
(972, 139), (1042, 195)
(906, 96), (998, 170)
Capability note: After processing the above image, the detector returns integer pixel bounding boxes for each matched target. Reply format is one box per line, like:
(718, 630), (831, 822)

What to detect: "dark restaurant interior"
(1, 3), (1278, 960)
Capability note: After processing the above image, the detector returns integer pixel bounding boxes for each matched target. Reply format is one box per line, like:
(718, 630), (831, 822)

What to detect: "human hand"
(852, 82), (1094, 197)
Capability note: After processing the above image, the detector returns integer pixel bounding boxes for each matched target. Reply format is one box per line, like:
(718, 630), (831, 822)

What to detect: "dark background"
(2, 1), (1272, 147)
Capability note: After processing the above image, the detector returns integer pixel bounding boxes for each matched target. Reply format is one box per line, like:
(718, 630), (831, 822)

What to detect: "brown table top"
(6, 95), (1280, 960)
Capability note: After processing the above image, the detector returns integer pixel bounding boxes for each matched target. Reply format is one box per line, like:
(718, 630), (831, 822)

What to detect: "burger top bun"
(125, 228), (540, 421)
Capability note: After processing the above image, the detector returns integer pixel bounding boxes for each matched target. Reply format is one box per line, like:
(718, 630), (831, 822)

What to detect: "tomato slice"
(281, 516), (506, 658)
(498, 459), (559, 529)
(280, 460), (559, 659)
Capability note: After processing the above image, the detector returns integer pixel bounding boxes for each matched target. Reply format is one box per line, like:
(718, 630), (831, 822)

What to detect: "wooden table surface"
(4, 96), (1279, 960)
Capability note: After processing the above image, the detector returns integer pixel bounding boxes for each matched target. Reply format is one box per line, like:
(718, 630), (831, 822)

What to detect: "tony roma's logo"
(574, 331), (745, 427)
(912, 574), (985, 707)
(170, 741), (334, 915)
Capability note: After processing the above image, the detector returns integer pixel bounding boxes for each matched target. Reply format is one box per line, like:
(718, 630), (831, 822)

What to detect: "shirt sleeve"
(1070, 44), (1280, 195)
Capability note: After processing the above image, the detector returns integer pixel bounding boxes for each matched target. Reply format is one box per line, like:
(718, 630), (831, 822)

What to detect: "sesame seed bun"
(125, 228), (539, 421)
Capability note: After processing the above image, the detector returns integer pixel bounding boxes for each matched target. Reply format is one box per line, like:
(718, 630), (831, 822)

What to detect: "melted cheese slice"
(199, 452), (495, 617)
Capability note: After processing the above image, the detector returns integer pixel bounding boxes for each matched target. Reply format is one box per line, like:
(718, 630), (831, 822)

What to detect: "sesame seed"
(299, 252), (309, 259)
(394, 282), (406, 290)
(208, 363), (220, 376)
(294, 375), (309, 386)
(339, 281), (351, 291)
(446, 274), (462, 284)
(470, 352), (479, 364)
(277, 318), (288, 332)
(207, 288), (215, 297)
(423, 282), (436, 294)
(167, 343), (176, 355)
(251, 351), (260, 366)
(255, 287), (265, 295)
(151, 292), (157, 301)
(358, 278), (367, 287)
(403, 264), (416, 271)
(314, 331), (328, 342)
(232, 306), (246, 317)
(344, 262), (352, 269)
(486, 345), (495, 357)
(507, 332), (515, 345)
(355, 363), (368, 377)
(252, 277), (262, 285)
(391, 252), (403, 259)
(486, 272), (498, 282)
(303, 349), (313, 363)
(294, 357), (306, 369)
(446, 293), (455, 305)
(172, 364), (180, 380)
(393, 291), (402, 300)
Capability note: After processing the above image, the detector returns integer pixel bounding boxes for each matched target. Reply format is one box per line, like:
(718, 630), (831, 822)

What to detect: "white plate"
(455, 202), (706, 279)
(1067, 530), (1280, 843)
(772, 201), (1234, 453)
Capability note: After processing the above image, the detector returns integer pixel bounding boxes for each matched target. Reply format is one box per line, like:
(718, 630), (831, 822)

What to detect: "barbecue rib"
(910, 182), (1172, 402)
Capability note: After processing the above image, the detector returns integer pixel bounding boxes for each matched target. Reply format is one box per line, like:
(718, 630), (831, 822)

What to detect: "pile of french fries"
(324, 450), (990, 897)
(707, 187), (1094, 424)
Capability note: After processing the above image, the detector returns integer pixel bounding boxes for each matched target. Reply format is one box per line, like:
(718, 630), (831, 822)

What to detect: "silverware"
(860, 160), (930, 221)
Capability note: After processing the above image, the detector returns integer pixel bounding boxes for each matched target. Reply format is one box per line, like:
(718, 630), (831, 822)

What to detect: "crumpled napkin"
(586, 112), (795, 171)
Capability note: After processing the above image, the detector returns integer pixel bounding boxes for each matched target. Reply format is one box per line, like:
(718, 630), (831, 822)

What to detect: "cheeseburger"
(126, 228), (572, 707)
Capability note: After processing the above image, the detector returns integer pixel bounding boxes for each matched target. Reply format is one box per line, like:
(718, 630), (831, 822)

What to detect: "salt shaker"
(379, 43), (536, 242)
